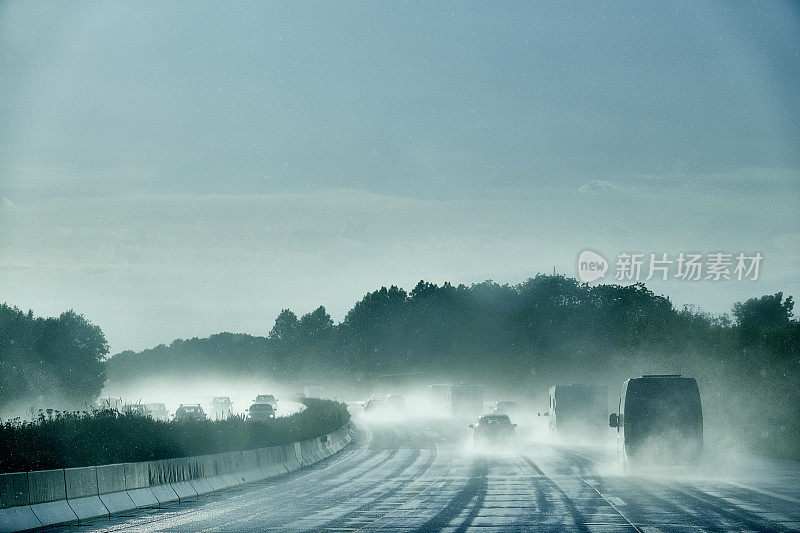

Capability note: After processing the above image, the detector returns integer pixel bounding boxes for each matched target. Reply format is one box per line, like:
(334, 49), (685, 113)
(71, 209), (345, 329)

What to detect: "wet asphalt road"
(56, 418), (800, 532)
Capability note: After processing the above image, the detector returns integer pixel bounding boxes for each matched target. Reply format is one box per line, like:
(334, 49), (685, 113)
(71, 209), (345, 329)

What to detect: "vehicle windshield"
(478, 416), (511, 425)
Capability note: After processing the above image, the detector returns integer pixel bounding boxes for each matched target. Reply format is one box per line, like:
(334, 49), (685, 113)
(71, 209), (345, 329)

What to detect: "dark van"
(609, 375), (703, 464)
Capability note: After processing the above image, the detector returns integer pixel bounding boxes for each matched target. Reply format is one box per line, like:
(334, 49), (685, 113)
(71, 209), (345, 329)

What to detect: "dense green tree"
(269, 309), (300, 343)
(733, 292), (794, 345)
(0, 305), (108, 409)
(298, 306), (334, 344)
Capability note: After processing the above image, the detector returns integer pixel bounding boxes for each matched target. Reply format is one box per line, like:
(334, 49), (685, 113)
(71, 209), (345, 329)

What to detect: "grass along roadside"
(0, 397), (349, 474)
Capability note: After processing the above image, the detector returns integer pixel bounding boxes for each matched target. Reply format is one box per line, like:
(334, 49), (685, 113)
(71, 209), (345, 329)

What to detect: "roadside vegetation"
(0, 398), (349, 474)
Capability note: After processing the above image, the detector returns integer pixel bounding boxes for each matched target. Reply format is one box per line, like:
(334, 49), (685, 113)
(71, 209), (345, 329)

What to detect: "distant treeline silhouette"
(107, 276), (797, 384)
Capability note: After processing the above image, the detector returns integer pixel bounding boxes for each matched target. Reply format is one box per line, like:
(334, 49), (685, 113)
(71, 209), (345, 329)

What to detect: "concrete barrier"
(174, 457), (201, 500)
(156, 458), (198, 502)
(96, 464), (136, 515)
(258, 447), (286, 478)
(28, 469), (78, 527)
(320, 435), (333, 459)
(326, 430), (342, 454)
(0, 421), (354, 532)
(124, 462), (158, 508)
(240, 450), (263, 484)
(218, 452), (244, 488)
(315, 439), (326, 462)
(305, 439), (320, 464)
(186, 457), (214, 496)
(215, 452), (233, 487)
(299, 438), (323, 466)
(0, 472), (41, 532)
(232, 452), (246, 485)
(146, 459), (180, 505)
(198, 455), (226, 492)
(284, 442), (303, 472)
(270, 445), (289, 474)
(330, 426), (351, 454)
(293, 441), (307, 467)
(328, 430), (341, 453)
(318, 436), (331, 460)
(0, 506), (41, 533)
(298, 440), (310, 465)
(64, 466), (108, 522)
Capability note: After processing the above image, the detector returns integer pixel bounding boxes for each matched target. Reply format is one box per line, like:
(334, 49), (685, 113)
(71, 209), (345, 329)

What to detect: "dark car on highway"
(470, 414), (517, 446)
(248, 402), (276, 421)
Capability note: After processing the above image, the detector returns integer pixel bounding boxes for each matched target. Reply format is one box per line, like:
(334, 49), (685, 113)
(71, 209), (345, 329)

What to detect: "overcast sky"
(1, 1), (798, 353)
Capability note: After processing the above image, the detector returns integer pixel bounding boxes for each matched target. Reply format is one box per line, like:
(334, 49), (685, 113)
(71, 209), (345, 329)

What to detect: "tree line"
(106, 276), (798, 386)
(3, 276), (798, 457)
(0, 304), (108, 411)
(105, 275), (798, 457)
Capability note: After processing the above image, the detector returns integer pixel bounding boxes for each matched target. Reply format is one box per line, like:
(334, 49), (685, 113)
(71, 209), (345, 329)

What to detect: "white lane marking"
(199, 424), (440, 533)
(607, 496), (626, 507)
(725, 481), (800, 505)
(578, 476), (643, 533)
(352, 441), (447, 530)
(530, 445), (642, 532)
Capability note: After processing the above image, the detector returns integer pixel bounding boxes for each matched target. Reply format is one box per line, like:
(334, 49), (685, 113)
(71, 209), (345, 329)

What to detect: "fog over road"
(57, 419), (800, 532)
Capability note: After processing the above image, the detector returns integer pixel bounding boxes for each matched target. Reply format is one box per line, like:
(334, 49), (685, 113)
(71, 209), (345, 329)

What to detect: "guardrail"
(0, 423), (353, 532)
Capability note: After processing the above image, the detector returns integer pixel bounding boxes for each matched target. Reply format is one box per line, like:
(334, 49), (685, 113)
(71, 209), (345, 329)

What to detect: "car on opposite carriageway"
(255, 394), (278, 409)
(248, 402), (276, 421)
(174, 404), (207, 421)
(122, 403), (150, 417)
(146, 403), (169, 421)
(211, 396), (234, 419)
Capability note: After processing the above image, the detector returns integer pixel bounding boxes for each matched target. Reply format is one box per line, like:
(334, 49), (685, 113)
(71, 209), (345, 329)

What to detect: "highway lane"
(56, 418), (800, 532)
